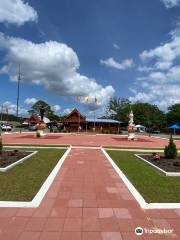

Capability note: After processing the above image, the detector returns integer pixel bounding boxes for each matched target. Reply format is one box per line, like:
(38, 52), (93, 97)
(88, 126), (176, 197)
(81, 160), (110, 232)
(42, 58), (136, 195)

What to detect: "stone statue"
(128, 110), (136, 140)
(36, 106), (47, 134)
(129, 110), (134, 127)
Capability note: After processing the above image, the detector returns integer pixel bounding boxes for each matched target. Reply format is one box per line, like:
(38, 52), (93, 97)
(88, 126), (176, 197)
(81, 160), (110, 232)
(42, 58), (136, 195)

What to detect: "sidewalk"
(0, 148), (179, 240)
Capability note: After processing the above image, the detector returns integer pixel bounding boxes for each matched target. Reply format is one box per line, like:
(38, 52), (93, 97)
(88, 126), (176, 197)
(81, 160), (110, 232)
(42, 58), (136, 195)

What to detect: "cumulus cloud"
(52, 104), (61, 113)
(129, 84), (180, 108)
(2, 101), (27, 115)
(24, 97), (37, 105)
(100, 57), (134, 70)
(62, 108), (72, 115)
(161, 0), (180, 8)
(130, 22), (180, 109)
(0, 0), (38, 26)
(140, 27), (180, 71)
(0, 33), (114, 111)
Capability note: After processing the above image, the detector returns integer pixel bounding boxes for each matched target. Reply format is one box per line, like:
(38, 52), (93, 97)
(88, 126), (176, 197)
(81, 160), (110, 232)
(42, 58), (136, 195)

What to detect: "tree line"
(1, 99), (180, 130)
(106, 98), (180, 129)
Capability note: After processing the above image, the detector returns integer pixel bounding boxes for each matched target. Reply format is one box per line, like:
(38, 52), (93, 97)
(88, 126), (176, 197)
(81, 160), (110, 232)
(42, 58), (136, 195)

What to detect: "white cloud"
(130, 83), (180, 109)
(137, 66), (154, 72)
(24, 97), (37, 105)
(113, 43), (120, 50)
(2, 101), (27, 115)
(131, 22), (180, 109)
(129, 92), (154, 103)
(52, 104), (61, 113)
(62, 108), (72, 115)
(100, 57), (134, 70)
(140, 29), (180, 71)
(161, 0), (180, 8)
(0, 33), (114, 111)
(0, 0), (38, 26)
(131, 65), (180, 109)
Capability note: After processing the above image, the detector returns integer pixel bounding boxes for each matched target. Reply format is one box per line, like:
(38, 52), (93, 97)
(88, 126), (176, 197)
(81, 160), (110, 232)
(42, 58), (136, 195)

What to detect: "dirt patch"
(0, 150), (32, 168)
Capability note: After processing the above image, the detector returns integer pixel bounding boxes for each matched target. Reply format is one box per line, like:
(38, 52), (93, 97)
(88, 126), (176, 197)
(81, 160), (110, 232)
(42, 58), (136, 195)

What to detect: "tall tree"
(106, 98), (131, 123)
(166, 104), (180, 126)
(28, 100), (54, 117)
(132, 102), (166, 129)
(106, 98), (167, 128)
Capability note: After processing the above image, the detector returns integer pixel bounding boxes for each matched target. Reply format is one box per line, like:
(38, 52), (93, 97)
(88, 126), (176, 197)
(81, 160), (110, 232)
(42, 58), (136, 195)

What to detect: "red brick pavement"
(2, 133), (180, 148)
(0, 148), (179, 240)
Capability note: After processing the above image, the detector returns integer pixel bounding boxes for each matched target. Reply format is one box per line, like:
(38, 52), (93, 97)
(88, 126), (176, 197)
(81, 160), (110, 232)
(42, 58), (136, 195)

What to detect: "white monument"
(128, 110), (136, 140)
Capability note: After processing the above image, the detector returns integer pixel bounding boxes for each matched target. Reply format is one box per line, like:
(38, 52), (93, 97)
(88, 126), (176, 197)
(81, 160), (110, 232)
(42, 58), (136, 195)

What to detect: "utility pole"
(16, 64), (21, 117)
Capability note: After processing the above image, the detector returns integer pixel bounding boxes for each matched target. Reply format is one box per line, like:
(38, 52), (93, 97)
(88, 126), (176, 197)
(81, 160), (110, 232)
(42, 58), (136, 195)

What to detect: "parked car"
(0, 124), (12, 131)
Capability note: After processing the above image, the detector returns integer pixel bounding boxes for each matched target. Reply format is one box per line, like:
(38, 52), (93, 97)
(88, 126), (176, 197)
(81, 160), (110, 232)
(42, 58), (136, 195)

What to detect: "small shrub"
(164, 135), (177, 159)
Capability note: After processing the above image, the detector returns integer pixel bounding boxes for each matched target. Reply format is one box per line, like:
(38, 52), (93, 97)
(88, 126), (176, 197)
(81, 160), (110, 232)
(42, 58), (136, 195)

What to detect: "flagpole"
(16, 64), (21, 117)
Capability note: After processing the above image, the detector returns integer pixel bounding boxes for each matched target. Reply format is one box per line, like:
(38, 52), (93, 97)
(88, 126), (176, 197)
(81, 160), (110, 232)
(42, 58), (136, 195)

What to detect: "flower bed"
(0, 150), (37, 172)
(136, 154), (180, 176)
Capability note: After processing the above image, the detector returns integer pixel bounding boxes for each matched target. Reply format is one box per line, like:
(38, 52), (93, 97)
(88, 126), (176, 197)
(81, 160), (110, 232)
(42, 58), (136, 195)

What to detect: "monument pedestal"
(127, 110), (137, 141)
(128, 132), (136, 140)
(37, 130), (45, 137)
(36, 121), (47, 137)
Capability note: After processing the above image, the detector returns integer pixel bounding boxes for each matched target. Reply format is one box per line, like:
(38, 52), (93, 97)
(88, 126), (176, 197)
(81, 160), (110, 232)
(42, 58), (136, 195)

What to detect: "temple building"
(63, 108), (121, 133)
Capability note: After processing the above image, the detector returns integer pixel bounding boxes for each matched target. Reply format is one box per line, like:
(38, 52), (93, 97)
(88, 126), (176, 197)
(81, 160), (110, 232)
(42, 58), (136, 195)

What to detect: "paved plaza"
(2, 133), (180, 148)
(0, 134), (180, 239)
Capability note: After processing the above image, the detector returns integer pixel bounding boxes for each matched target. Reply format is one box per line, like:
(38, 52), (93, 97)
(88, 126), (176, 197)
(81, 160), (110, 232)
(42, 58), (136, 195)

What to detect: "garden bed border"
(102, 148), (180, 209)
(0, 151), (38, 172)
(0, 147), (70, 208)
(135, 154), (180, 177)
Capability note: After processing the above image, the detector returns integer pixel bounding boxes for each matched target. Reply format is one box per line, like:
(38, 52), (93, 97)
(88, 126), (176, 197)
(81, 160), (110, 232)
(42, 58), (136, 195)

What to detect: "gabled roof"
(28, 115), (40, 123)
(64, 108), (86, 122)
(28, 115), (50, 124)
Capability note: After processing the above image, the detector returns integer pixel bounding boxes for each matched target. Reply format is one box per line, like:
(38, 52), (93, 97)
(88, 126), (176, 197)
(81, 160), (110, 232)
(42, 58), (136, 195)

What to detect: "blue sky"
(0, 0), (180, 117)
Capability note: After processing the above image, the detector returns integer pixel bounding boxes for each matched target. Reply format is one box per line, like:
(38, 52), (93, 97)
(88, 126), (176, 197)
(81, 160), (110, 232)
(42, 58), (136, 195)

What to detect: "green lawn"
(107, 150), (180, 203)
(0, 148), (66, 201)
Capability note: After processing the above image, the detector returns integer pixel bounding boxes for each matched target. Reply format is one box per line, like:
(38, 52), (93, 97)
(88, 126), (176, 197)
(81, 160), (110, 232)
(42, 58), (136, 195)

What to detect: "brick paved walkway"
(2, 133), (180, 148)
(0, 148), (180, 240)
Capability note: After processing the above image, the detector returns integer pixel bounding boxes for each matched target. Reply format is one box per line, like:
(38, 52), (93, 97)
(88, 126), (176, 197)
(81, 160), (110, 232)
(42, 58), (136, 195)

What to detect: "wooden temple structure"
(63, 108), (120, 133)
